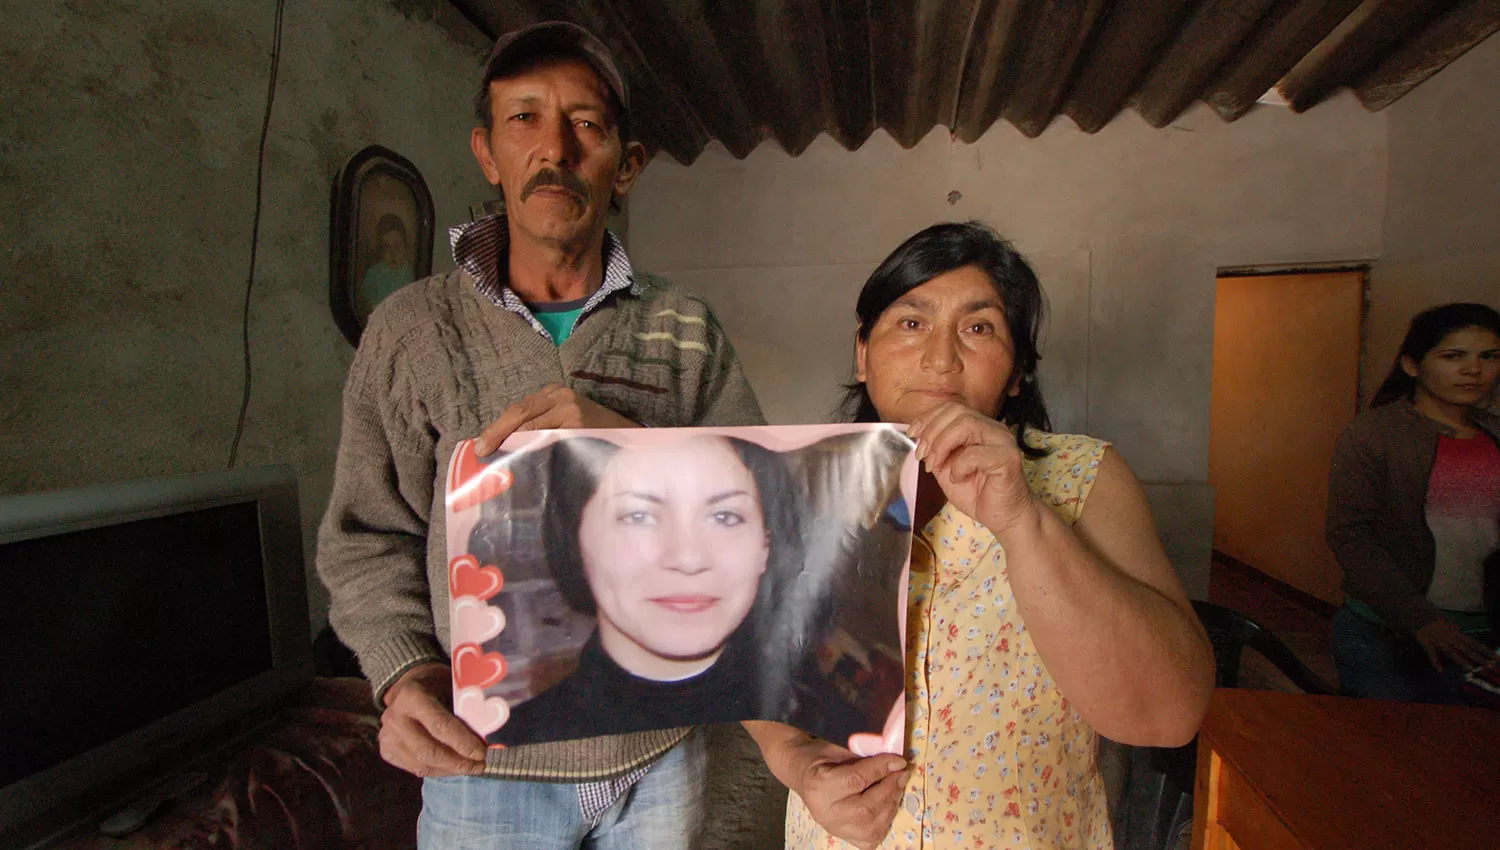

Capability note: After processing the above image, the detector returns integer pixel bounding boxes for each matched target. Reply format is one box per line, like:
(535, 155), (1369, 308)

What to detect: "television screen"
(0, 501), (275, 788)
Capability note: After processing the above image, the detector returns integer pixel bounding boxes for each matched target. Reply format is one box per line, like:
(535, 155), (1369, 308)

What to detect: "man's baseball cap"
(481, 21), (630, 114)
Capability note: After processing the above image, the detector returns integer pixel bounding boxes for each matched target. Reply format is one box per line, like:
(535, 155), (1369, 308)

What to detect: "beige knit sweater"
(316, 267), (764, 781)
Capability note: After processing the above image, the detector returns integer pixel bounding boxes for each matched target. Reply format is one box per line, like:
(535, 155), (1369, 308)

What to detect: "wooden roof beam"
(874, 0), (983, 148)
(999, 0), (1112, 140)
(700, 0), (827, 158)
(1133, 0), (1281, 129)
(1203, 0), (1366, 122)
(1354, 0), (1500, 111)
(952, 0), (1037, 143)
(615, 0), (766, 160)
(1278, 0), (1447, 113)
(793, 0), (876, 152)
(1062, 0), (1199, 134)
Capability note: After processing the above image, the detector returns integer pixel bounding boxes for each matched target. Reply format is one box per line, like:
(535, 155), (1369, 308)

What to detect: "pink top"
(1424, 434), (1500, 612)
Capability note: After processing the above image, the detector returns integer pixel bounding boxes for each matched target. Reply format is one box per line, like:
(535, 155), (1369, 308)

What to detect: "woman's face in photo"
(577, 436), (770, 680)
(1405, 325), (1500, 409)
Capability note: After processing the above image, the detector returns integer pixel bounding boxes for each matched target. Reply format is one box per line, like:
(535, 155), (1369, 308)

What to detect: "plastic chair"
(1112, 600), (1335, 850)
(1191, 600), (1336, 695)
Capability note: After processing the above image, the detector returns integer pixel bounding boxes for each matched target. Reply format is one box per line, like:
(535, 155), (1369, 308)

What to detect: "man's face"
(470, 56), (644, 249)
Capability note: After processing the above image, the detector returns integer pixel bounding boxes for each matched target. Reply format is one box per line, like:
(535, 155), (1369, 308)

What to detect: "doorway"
(1209, 270), (1365, 604)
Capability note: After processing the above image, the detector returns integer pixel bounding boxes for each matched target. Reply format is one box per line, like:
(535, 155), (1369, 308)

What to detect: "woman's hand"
(742, 721), (905, 850)
(908, 402), (1040, 536)
(783, 736), (907, 850)
(1415, 618), (1495, 672)
(848, 699), (905, 757)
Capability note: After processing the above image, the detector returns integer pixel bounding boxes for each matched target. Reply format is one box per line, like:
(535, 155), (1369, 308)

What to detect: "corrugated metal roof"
(449, 0), (1500, 164)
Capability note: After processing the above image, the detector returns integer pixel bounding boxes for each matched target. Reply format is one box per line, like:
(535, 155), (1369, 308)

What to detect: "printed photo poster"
(444, 423), (918, 755)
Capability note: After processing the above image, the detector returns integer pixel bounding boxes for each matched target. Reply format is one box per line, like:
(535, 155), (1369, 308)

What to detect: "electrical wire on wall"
(228, 0), (289, 469)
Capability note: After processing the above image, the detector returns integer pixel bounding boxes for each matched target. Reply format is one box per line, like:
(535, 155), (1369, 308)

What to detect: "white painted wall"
(630, 94), (1389, 597)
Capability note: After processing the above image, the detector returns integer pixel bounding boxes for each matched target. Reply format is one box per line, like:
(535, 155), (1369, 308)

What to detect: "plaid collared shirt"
(448, 213), (643, 343)
(447, 212), (658, 820)
(576, 763), (653, 824)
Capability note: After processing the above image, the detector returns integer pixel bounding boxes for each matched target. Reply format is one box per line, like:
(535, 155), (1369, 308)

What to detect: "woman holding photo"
(746, 222), (1215, 850)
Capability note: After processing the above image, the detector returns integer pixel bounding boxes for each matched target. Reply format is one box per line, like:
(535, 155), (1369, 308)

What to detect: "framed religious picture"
(329, 145), (435, 346)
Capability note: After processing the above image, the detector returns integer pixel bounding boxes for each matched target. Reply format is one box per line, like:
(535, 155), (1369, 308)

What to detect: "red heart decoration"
(450, 554), (504, 600)
(447, 439), (515, 513)
(453, 643), (508, 690)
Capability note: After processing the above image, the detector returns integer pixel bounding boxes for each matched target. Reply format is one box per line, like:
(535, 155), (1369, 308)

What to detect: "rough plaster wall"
(1370, 34), (1500, 402)
(0, 0), (491, 631)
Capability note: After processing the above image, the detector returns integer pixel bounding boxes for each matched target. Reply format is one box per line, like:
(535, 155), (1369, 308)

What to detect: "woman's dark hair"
(840, 221), (1052, 457)
(1370, 302), (1500, 408)
(543, 436), (806, 637)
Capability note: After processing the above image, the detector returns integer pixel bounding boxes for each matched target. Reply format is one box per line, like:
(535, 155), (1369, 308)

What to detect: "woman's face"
(1404, 326), (1500, 408)
(380, 228), (408, 267)
(577, 436), (769, 680)
(855, 265), (1019, 425)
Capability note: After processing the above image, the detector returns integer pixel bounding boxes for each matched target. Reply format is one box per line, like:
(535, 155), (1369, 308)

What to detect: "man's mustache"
(521, 169), (591, 203)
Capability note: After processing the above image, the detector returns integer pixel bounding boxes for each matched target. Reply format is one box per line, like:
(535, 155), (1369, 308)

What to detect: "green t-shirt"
(531, 297), (588, 346)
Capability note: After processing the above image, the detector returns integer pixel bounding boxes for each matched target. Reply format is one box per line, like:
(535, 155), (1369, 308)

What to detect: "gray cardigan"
(1326, 400), (1500, 635)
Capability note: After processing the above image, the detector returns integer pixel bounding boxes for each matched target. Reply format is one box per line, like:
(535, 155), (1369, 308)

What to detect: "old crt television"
(0, 465), (314, 848)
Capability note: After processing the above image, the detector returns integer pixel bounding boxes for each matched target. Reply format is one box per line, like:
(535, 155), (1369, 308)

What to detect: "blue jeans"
(417, 732), (707, 849)
(1332, 604), (1489, 706)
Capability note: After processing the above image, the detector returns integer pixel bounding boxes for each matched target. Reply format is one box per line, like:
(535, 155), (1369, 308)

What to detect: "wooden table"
(1191, 690), (1500, 850)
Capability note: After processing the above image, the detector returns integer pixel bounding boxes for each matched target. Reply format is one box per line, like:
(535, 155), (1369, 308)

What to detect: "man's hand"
(1415, 618), (1495, 672)
(379, 663), (487, 778)
(473, 383), (637, 456)
(781, 735), (907, 850)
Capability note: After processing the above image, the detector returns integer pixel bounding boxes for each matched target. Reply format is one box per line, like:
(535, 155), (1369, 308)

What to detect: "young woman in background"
(1327, 302), (1500, 705)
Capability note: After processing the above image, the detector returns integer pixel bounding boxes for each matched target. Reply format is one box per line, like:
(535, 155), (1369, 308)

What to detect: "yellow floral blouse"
(786, 432), (1113, 850)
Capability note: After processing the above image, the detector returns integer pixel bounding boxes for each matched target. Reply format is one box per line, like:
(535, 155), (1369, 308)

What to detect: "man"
(316, 21), (764, 849)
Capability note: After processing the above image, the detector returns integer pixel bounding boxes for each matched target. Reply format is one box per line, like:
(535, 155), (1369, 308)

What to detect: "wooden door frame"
(1215, 262), (1372, 409)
